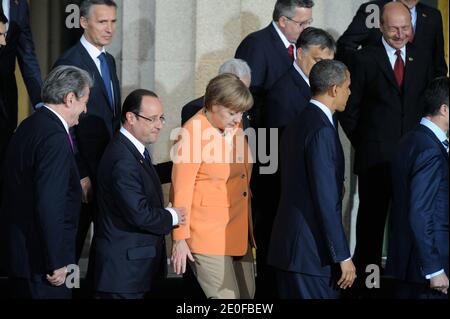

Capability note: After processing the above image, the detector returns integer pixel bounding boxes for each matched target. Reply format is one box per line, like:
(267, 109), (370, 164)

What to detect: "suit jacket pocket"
(127, 245), (156, 260)
(201, 194), (231, 208)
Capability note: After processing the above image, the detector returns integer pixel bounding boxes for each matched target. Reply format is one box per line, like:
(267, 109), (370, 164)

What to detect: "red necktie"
(287, 44), (295, 61)
(394, 50), (404, 88)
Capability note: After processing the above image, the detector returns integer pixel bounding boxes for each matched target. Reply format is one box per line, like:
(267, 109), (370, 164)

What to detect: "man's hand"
(46, 266), (68, 287)
(171, 239), (194, 275)
(338, 259), (356, 290)
(430, 272), (449, 295)
(80, 177), (93, 204)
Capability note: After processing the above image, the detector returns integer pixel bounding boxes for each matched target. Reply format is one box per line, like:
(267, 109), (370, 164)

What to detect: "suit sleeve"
(171, 126), (202, 240)
(111, 158), (173, 235)
(409, 149), (444, 276)
(338, 52), (365, 148)
(432, 11), (448, 77)
(306, 127), (350, 263)
(34, 134), (74, 272)
(16, 1), (42, 107)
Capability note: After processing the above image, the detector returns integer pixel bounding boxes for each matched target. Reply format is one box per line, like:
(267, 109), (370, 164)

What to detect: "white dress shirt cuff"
(426, 269), (444, 280)
(166, 208), (179, 226)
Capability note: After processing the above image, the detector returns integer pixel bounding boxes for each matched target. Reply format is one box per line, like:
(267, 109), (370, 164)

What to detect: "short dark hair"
(121, 89), (158, 124)
(310, 60), (348, 96)
(0, 11), (8, 24)
(80, 0), (117, 18)
(273, 0), (314, 21)
(423, 77), (449, 117)
(296, 27), (336, 53)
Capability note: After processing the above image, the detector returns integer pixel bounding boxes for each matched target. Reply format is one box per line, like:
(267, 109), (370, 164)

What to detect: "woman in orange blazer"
(171, 74), (255, 299)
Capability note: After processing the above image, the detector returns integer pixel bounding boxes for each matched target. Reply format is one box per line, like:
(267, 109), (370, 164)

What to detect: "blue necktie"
(143, 149), (152, 166)
(442, 140), (449, 152)
(98, 53), (114, 109)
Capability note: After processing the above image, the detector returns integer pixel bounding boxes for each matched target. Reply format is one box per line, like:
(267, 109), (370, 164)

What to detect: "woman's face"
(208, 105), (244, 131)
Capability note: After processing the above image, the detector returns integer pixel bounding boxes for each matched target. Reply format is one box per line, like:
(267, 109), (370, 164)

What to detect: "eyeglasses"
(133, 113), (166, 125)
(285, 16), (313, 29)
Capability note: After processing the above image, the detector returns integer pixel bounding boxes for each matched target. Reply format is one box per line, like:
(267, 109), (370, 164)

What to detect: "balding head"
(380, 2), (412, 50)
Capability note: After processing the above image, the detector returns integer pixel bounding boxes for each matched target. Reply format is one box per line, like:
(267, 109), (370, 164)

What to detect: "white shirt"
(382, 37), (406, 70)
(80, 35), (106, 75)
(120, 127), (179, 226)
(310, 99), (335, 127)
(293, 61), (310, 87)
(44, 105), (69, 134)
(2, 0), (9, 29)
(272, 21), (297, 60)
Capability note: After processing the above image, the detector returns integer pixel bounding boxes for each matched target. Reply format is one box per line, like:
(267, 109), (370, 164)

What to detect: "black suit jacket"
(235, 24), (293, 127)
(268, 104), (350, 278)
(92, 133), (173, 294)
(0, 0), (42, 131)
(264, 65), (311, 130)
(336, 0), (447, 77)
(1, 107), (81, 279)
(386, 125), (448, 284)
(338, 41), (434, 174)
(53, 40), (121, 181)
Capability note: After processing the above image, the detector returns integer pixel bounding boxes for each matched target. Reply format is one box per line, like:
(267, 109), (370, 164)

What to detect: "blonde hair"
(204, 73), (253, 113)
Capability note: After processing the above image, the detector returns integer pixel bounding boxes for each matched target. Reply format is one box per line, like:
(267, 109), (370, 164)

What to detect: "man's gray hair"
(296, 27), (336, 53)
(273, 0), (314, 21)
(310, 60), (348, 96)
(218, 58), (252, 79)
(80, 0), (117, 18)
(42, 65), (93, 105)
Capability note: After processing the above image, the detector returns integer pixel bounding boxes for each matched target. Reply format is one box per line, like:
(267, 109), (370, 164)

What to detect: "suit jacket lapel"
(403, 43), (416, 94)
(419, 125), (449, 159)
(269, 24), (292, 66)
(7, 0), (18, 42)
(290, 67), (311, 101)
(413, 4), (426, 44)
(118, 134), (164, 206)
(372, 43), (401, 94)
(77, 42), (115, 115)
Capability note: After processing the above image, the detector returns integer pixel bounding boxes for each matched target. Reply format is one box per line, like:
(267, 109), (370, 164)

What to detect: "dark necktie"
(394, 50), (404, 88)
(98, 53), (114, 109)
(288, 44), (295, 61)
(443, 140), (449, 153)
(143, 148), (152, 166)
(67, 131), (74, 152)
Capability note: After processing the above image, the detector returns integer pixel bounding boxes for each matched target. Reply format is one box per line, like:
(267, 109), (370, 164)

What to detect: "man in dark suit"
(338, 2), (434, 295)
(91, 90), (186, 299)
(53, 0), (121, 261)
(235, 0), (314, 299)
(181, 58), (252, 129)
(337, 0), (447, 77)
(386, 77), (449, 299)
(268, 60), (356, 299)
(0, 65), (93, 299)
(264, 26), (335, 131)
(0, 0), (43, 131)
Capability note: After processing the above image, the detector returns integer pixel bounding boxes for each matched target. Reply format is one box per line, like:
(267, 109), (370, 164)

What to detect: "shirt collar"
(293, 61), (310, 87)
(80, 35), (106, 61)
(2, 0), (10, 28)
(382, 36), (406, 59)
(120, 127), (146, 157)
(420, 118), (448, 144)
(310, 99), (334, 127)
(44, 105), (69, 133)
(272, 21), (294, 49)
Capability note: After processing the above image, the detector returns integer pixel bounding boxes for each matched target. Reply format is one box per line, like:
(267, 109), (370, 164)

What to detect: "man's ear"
(80, 16), (88, 30)
(278, 16), (287, 29)
(328, 85), (338, 98)
(440, 104), (449, 116)
(64, 92), (76, 106)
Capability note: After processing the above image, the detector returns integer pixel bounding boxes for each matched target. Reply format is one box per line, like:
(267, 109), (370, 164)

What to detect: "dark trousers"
(276, 269), (340, 299)
(76, 202), (96, 262)
(353, 164), (392, 284)
(9, 277), (72, 299)
(94, 291), (146, 299)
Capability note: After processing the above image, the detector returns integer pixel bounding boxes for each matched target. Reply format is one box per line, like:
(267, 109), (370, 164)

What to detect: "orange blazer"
(171, 110), (253, 256)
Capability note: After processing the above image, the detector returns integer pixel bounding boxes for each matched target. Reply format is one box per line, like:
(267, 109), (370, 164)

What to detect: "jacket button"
(241, 174), (246, 179)
(243, 192), (247, 197)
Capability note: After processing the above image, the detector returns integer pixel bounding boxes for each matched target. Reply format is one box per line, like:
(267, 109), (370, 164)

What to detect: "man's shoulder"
(417, 2), (442, 17)
(55, 42), (84, 65)
(239, 24), (273, 45)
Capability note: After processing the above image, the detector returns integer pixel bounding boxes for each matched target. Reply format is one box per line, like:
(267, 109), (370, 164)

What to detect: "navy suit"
(1, 107), (81, 299)
(0, 0), (42, 133)
(268, 104), (350, 299)
(91, 133), (173, 297)
(386, 124), (448, 299)
(336, 0), (447, 77)
(54, 40), (121, 260)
